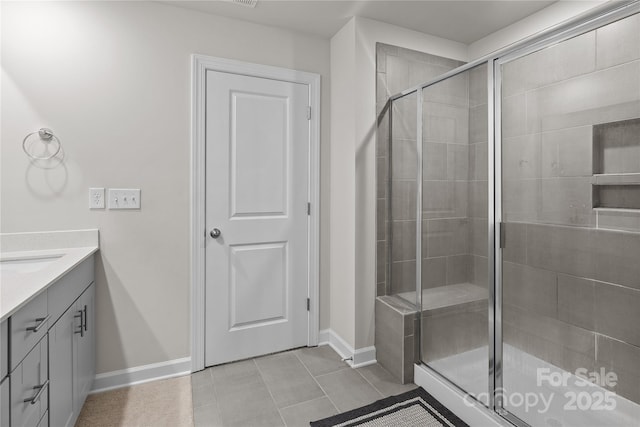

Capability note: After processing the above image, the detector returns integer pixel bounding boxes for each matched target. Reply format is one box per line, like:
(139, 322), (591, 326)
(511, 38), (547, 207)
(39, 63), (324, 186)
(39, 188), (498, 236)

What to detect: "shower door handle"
(209, 228), (222, 239)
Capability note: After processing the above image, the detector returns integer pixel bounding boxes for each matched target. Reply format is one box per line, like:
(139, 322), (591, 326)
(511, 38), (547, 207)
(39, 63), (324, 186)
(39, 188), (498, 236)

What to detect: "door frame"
(190, 54), (321, 372)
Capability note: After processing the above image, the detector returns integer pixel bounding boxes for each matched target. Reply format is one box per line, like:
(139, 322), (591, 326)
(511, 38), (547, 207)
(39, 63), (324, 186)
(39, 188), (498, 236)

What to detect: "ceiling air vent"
(226, 0), (257, 8)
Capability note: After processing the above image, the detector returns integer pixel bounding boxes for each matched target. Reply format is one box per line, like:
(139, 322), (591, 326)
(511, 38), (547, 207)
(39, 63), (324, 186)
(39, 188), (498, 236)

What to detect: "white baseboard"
(91, 357), (192, 394)
(414, 363), (510, 427)
(318, 329), (377, 368)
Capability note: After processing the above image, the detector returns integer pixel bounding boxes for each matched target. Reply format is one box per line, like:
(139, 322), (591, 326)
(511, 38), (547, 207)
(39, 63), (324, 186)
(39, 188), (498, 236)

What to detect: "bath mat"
(310, 387), (468, 427)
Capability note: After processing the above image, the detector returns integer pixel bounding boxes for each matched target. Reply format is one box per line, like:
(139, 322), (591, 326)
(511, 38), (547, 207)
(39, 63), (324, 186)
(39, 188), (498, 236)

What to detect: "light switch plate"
(107, 188), (141, 209)
(89, 188), (105, 209)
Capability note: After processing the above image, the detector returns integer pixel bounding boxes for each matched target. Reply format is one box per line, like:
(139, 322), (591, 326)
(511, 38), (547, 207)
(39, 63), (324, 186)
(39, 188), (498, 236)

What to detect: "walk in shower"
(378, 2), (640, 426)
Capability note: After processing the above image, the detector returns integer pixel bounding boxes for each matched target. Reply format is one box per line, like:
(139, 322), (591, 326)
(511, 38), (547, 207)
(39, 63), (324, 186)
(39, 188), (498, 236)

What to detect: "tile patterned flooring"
(191, 345), (417, 427)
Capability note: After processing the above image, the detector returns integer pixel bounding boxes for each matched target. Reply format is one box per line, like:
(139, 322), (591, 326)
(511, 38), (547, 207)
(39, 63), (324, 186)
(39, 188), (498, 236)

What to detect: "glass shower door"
(420, 63), (490, 406)
(499, 12), (640, 427)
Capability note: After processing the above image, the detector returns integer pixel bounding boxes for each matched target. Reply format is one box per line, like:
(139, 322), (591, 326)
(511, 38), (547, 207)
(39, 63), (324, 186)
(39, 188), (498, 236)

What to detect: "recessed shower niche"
(593, 118), (640, 210)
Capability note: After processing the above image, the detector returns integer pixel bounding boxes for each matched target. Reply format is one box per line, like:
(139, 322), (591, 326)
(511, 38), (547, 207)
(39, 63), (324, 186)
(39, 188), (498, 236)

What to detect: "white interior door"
(205, 70), (310, 366)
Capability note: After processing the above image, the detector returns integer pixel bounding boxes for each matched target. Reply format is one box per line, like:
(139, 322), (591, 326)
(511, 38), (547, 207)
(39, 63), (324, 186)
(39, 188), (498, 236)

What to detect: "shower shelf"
(592, 173), (640, 185)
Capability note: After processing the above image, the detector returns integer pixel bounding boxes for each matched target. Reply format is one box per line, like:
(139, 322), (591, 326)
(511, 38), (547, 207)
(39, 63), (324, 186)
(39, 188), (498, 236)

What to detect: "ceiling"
(164, 0), (557, 43)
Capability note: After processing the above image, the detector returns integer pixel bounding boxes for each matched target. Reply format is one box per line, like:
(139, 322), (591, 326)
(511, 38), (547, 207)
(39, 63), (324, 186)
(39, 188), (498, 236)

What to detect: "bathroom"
(1, 1), (639, 426)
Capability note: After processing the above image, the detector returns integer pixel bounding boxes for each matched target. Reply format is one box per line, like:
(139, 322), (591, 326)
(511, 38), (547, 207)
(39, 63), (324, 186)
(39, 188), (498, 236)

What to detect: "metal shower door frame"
(385, 1), (640, 426)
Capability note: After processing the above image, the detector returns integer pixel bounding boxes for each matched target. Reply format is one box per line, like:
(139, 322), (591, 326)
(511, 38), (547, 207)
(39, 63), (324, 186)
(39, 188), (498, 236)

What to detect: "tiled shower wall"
(501, 13), (640, 404)
(375, 43), (465, 297)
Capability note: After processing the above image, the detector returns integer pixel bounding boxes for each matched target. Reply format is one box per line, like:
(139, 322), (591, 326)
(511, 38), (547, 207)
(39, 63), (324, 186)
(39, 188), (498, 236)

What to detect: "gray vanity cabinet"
(48, 306), (77, 427)
(1, 377), (9, 427)
(49, 282), (95, 427)
(1, 255), (95, 427)
(74, 284), (95, 410)
(10, 336), (48, 427)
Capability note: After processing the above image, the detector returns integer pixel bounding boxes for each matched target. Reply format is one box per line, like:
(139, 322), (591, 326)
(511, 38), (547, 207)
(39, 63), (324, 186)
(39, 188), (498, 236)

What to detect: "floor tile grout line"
(293, 350), (341, 415)
(278, 394), (331, 411)
(353, 366), (386, 398)
(312, 365), (352, 380)
(206, 366), (238, 426)
(253, 357), (288, 427)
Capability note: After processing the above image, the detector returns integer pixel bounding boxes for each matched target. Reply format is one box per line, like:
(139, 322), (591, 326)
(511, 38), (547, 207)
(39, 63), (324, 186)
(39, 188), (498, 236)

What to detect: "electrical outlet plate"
(89, 188), (105, 209)
(107, 188), (141, 209)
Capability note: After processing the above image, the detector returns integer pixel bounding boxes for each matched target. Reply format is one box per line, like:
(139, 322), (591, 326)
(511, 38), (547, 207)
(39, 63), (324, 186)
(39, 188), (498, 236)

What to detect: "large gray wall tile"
(469, 64), (487, 108)
(503, 222), (527, 264)
(470, 218), (488, 257)
(422, 180), (453, 218)
(503, 179), (540, 223)
(423, 143), (447, 180)
(391, 180), (417, 221)
(377, 240), (388, 287)
(377, 198), (387, 240)
(423, 103), (469, 144)
(469, 180), (488, 219)
(503, 262), (557, 318)
(469, 142), (488, 181)
(502, 93), (527, 138)
(503, 134), (541, 180)
(392, 139), (419, 180)
(591, 228), (640, 290)
(421, 257), (447, 289)
(391, 260), (416, 294)
(541, 126), (592, 177)
(597, 335), (640, 404)
(447, 255), (471, 285)
(541, 100), (640, 133)
(386, 55), (410, 95)
(594, 282), (640, 346)
(472, 255), (488, 289)
(391, 220), (417, 261)
(422, 308), (487, 362)
(423, 71), (469, 108)
(504, 305), (595, 356)
(502, 31), (595, 97)
(423, 218), (469, 258)
(596, 13), (640, 69)
(447, 144), (469, 181)
(539, 177), (594, 226)
(526, 61), (640, 135)
(557, 274), (595, 330)
(469, 103), (488, 144)
(377, 156), (388, 199)
(392, 94), (417, 140)
(526, 223), (595, 279)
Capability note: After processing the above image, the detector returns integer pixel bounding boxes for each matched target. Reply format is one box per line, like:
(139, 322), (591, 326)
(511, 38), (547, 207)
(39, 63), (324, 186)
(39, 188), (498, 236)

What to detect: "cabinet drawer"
(10, 292), (48, 372)
(48, 257), (94, 326)
(11, 335), (48, 427)
(1, 376), (9, 427)
(1, 320), (7, 379)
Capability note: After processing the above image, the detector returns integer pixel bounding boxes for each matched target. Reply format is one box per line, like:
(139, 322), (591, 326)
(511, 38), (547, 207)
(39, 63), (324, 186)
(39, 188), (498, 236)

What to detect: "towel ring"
(22, 128), (61, 161)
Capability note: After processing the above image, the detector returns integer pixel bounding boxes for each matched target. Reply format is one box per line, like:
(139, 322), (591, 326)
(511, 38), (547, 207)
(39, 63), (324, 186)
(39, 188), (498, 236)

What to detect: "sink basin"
(0, 255), (63, 274)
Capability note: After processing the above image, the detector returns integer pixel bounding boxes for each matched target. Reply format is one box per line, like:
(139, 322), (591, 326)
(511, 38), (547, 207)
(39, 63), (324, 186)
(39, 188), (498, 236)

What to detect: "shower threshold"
(427, 345), (640, 427)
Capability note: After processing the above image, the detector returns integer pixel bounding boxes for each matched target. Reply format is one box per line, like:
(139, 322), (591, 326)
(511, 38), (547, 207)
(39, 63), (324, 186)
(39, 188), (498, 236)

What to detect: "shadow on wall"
(94, 252), (170, 377)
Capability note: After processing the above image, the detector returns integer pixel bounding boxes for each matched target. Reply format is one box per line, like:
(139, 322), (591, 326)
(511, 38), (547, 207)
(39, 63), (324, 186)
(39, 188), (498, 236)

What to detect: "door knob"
(210, 228), (221, 239)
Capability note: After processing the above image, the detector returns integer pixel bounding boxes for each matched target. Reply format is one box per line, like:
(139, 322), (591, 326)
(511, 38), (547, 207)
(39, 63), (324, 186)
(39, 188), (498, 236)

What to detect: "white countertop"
(0, 230), (99, 322)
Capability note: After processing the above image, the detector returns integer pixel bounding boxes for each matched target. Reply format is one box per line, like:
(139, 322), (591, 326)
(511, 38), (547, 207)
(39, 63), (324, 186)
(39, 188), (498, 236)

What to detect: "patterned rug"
(310, 387), (468, 427)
